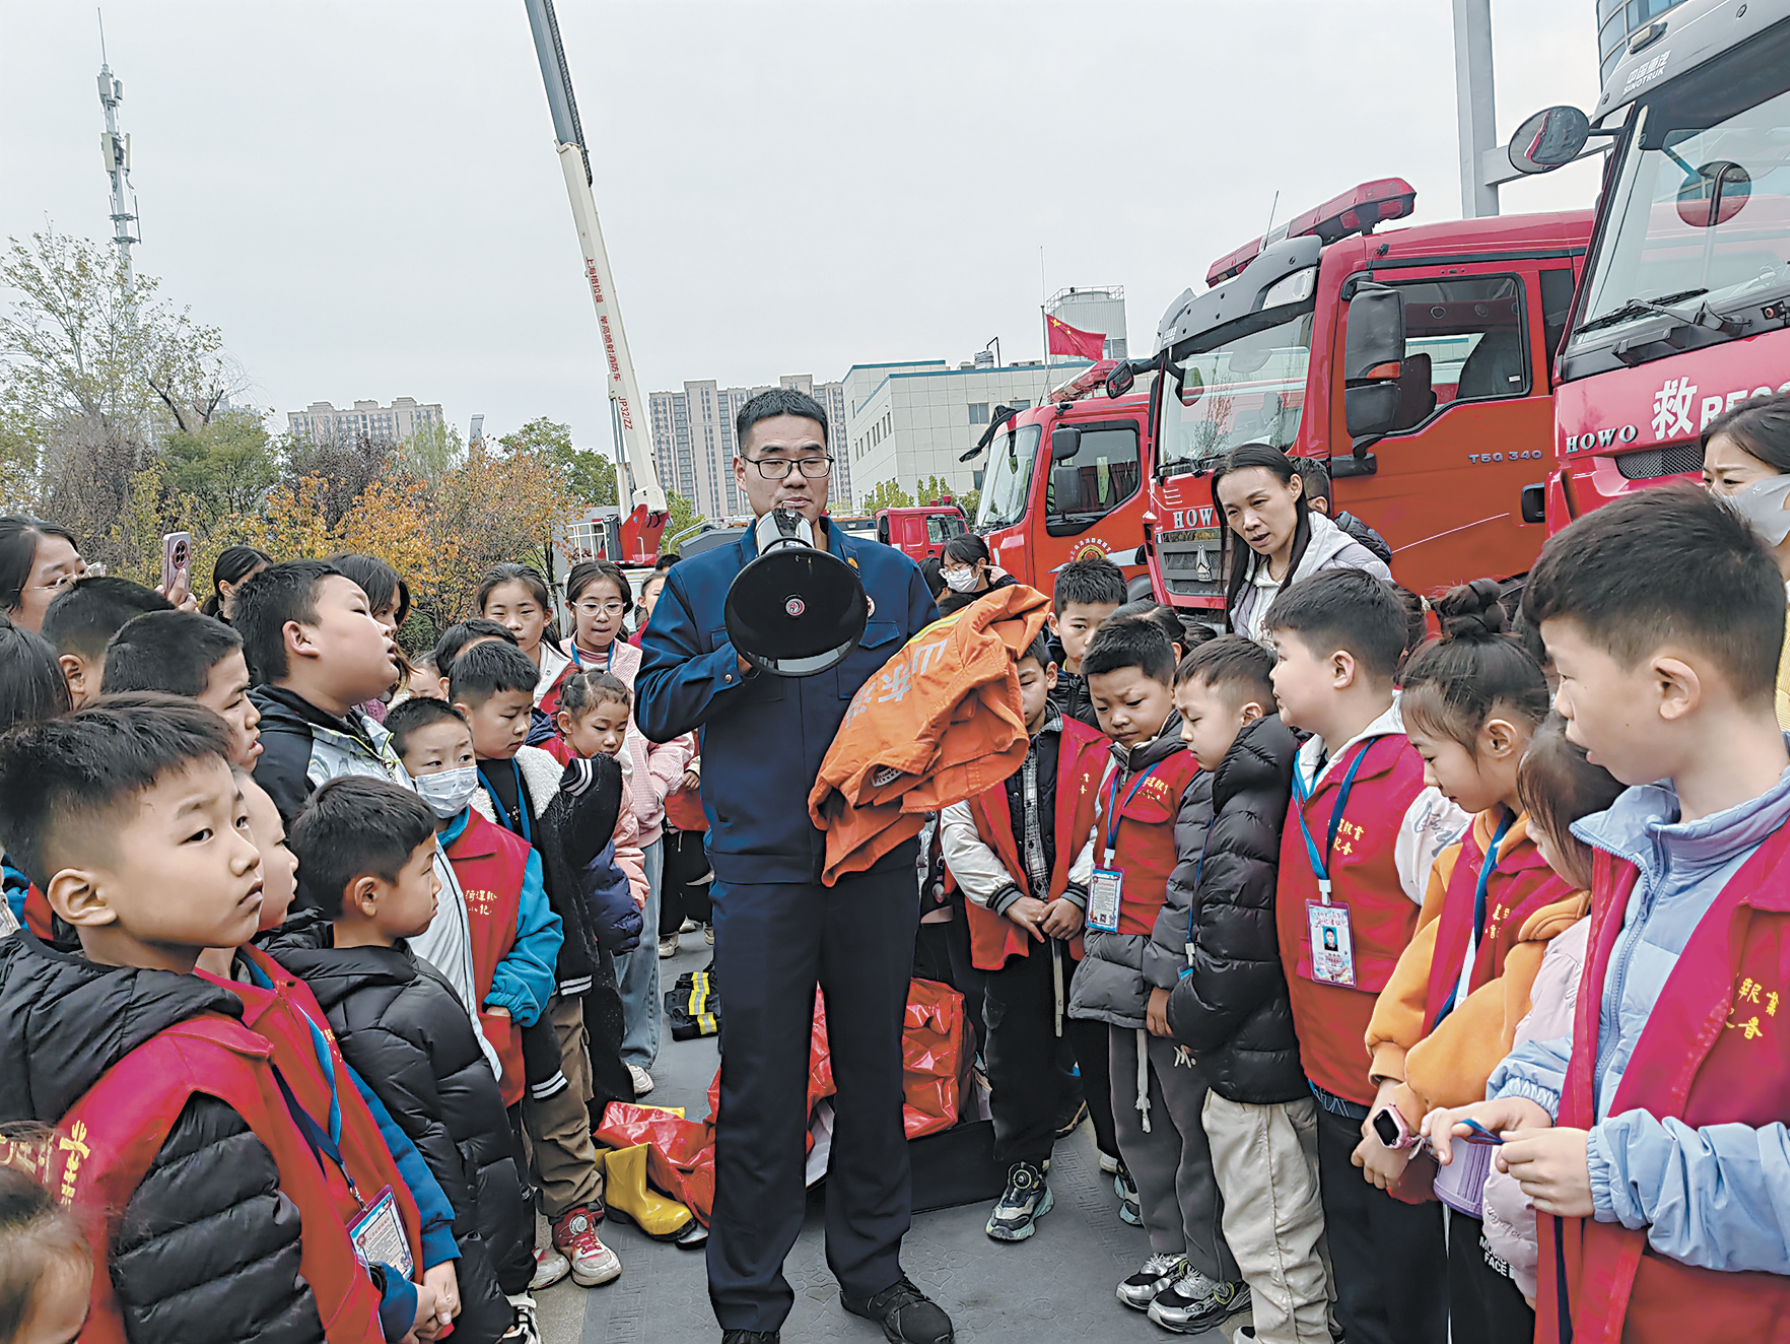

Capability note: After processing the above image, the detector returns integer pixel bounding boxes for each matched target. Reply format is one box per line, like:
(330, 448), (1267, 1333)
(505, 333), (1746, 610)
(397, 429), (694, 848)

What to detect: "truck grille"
(1615, 444), (1704, 480)
(1155, 527), (1226, 601)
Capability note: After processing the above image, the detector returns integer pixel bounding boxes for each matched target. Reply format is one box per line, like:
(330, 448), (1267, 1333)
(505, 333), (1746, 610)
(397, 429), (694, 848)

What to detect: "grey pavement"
(538, 934), (1239, 1344)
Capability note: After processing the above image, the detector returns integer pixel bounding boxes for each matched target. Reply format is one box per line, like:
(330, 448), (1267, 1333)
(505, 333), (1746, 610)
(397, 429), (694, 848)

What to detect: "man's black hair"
(102, 610), (244, 699)
(653, 553), (680, 572)
(1052, 556), (1127, 613)
(1174, 634), (1275, 706)
(1082, 618), (1176, 686)
(449, 638), (540, 709)
(736, 387), (829, 453)
(1522, 484), (1783, 703)
(432, 619), (518, 679)
(1112, 600), (1191, 655)
(232, 560), (343, 685)
(290, 776), (435, 920)
(0, 699), (232, 890)
(1264, 569), (1408, 683)
(0, 617), (72, 733)
(1017, 633), (1053, 671)
(1291, 456), (1332, 507)
(385, 696), (468, 759)
(40, 576), (171, 662)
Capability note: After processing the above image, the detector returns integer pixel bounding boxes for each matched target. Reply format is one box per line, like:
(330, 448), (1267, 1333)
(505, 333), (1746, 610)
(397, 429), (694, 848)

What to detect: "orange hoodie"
(1365, 808), (1588, 1123)
(809, 585), (1051, 886)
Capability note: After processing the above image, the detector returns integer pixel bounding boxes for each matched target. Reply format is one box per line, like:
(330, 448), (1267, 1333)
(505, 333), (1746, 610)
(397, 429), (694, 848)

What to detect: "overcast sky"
(0, 1), (1607, 459)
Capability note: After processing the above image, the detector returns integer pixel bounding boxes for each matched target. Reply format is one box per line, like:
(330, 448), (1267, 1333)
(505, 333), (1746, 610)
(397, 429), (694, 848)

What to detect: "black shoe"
(720, 1333), (778, 1344)
(841, 1275), (954, 1344)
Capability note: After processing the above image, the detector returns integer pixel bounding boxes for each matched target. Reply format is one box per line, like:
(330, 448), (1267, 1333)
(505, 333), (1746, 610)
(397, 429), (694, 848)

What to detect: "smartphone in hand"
(161, 532), (192, 601)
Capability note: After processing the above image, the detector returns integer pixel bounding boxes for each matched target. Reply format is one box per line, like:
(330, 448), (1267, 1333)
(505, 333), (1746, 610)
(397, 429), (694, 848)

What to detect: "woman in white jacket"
(1211, 443), (1391, 644)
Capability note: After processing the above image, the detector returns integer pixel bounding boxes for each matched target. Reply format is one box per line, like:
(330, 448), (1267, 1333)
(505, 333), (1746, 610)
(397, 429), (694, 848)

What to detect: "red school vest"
(1539, 823), (1790, 1344)
(446, 808), (532, 1107)
(53, 1015), (389, 1344)
(198, 945), (425, 1268)
(1421, 816), (1572, 1029)
(962, 717), (1108, 971)
(1276, 733), (1427, 1107)
(1104, 747), (1201, 937)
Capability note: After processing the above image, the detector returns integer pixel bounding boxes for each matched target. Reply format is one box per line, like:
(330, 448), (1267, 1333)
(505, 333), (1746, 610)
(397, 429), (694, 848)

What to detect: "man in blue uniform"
(636, 389), (950, 1344)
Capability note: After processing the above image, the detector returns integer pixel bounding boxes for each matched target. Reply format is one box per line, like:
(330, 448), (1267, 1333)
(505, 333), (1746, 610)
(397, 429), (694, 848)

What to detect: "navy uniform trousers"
(706, 853), (920, 1334)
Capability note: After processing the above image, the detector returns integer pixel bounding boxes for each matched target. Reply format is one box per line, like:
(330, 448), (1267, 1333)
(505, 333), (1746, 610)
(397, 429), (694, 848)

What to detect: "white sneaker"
(657, 934), (679, 959)
(680, 919), (698, 933)
(1098, 1152), (1121, 1175)
(703, 923), (715, 945)
(501, 1294), (542, 1343)
(529, 1246), (570, 1291)
(628, 1064), (655, 1097)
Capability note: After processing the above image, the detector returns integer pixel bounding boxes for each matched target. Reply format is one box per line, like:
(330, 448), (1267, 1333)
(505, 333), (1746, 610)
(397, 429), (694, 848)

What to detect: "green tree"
(662, 491), (705, 549)
(861, 478), (914, 513)
(161, 409), (280, 517)
(957, 487), (981, 521)
(500, 416), (617, 508)
(398, 420), (466, 481)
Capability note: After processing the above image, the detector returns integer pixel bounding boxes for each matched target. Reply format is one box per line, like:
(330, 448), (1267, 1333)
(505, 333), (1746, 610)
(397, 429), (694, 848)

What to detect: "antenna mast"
(96, 11), (140, 293)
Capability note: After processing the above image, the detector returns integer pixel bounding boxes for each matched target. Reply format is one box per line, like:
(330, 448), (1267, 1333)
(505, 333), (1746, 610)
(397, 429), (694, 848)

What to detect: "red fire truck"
(1504, 0), (1790, 529)
(968, 363), (1157, 598)
(1133, 179), (1592, 615)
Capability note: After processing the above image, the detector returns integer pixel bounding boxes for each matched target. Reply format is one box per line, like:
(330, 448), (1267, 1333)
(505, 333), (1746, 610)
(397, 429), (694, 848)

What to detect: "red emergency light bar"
(1205, 178), (1418, 287)
(1047, 358), (1118, 403)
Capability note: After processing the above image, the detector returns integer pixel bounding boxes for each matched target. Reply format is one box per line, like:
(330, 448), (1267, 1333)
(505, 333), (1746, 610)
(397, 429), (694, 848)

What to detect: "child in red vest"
(939, 633), (1110, 1243)
(0, 702), (440, 1344)
(1359, 583), (1592, 1344)
(1263, 569), (1467, 1344)
(386, 696), (564, 1111)
(1428, 487), (1790, 1344)
(1066, 619), (1246, 1335)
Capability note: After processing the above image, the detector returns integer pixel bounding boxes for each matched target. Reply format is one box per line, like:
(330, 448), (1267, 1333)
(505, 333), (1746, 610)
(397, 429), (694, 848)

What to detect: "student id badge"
(1087, 868), (1123, 933)
(1306, 900), (1357, 987)
(348, 1185), (414, 1280)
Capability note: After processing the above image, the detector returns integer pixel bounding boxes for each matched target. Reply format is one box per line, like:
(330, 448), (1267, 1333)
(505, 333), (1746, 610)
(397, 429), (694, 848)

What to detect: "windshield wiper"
(1574, 288), (1709, 336)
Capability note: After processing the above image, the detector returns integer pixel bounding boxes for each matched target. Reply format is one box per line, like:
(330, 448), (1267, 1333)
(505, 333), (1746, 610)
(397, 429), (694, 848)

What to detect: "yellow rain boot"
(599, 1143), (696, 1241)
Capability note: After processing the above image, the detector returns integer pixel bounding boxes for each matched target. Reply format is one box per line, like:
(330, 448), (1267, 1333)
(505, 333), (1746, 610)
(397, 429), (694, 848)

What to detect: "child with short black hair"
(272, 777), (539, 1338)
(941, 632), (1116, 1242)
(237, 559), (406, 826)
(1263, 568), (1467, 1344)
(0, 704), (437, 1343)
(1164, 635), (1323, 1344)
(104, 609), (263, 766)
(1430, 487), (1790, 1344)
(1067, 618), (1246, 1334)
(1050, 556), (1126, 728)
(39, 574), (170, 706)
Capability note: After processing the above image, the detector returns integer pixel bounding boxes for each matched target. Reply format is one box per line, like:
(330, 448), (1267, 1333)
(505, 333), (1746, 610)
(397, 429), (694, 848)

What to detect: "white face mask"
(413, 765), (479, 820)
(943, 567), (979, 593)
(1727, 474), (1790, 548)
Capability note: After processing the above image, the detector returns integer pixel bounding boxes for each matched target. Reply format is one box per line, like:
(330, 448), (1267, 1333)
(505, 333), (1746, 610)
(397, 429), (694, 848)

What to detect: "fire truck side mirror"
(1343, 284), (1405, 446)
(1051, 427), (1082, 462)
(1508, 106), (1590, 175)
(1105, 362), (1136, 399)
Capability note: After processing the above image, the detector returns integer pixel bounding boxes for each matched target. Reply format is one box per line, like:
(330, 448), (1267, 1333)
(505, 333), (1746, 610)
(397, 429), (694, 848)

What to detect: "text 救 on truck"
(965, 361), (1156, 599)
(1503, 0), (1790, 528)
(1132, 179), (1591, 616)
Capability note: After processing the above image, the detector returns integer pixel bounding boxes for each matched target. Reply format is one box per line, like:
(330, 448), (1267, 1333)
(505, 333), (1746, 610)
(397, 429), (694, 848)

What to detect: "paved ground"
(537, 935), (1241, 1344)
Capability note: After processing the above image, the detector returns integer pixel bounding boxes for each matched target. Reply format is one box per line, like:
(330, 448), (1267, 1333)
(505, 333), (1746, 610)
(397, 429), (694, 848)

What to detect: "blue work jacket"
(635, 518), (936, 886)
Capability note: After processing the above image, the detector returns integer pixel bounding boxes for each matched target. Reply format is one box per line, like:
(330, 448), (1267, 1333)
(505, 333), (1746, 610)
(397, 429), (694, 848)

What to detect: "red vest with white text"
(1539, 824), (1790, 1344)
(1276, 733), (1427, 1107)
(446, 808), (531, 1106)
(962, 717), (1107, 971)
(1105, 747), (1201, 937)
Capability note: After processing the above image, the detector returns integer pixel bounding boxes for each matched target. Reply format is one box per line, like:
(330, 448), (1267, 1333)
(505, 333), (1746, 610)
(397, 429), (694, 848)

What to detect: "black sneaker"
(985, 1161), (1053, 1242)
(720, 1333), (779, 1344)
(1115, 1163), (1142, 1226)
(841, 1275), (954, 1344)
(1147, 1266), (1252, 1336)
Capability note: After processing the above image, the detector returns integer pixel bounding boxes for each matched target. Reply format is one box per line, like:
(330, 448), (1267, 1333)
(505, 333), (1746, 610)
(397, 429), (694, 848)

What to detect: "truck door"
(1329, 268), (1553, 591)
(1041, 419), (1143, 570)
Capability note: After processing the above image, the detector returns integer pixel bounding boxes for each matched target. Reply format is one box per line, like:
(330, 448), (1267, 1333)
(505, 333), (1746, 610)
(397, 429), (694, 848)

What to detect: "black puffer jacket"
(0, 932), (323, 1344)
(263, 913), (533, 1298)
(1166, 713), (1305, 1104)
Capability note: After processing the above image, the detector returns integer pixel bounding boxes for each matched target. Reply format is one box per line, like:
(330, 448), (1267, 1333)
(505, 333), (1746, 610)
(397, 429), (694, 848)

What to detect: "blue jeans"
(613, 837), (663, 1070)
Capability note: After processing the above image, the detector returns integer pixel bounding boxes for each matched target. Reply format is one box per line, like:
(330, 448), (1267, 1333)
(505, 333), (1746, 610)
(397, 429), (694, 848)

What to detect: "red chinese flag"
(1046, 315), (1106, 362)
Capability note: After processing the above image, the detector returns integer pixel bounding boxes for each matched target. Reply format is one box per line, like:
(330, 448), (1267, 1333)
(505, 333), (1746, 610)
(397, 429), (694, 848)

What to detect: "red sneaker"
(552, 1206), (621, 1287)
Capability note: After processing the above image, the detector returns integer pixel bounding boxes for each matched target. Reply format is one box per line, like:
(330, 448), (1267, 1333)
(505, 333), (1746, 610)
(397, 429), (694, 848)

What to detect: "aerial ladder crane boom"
(522, 0), (668, 564)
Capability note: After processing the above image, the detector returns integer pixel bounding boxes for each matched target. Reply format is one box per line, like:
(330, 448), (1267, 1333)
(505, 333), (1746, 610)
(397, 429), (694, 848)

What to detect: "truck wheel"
(1125, 575), (1155, 603)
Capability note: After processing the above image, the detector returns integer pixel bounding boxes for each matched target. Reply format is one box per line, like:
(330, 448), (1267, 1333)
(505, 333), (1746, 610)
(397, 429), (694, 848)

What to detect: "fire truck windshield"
(1155, 308), (1314, 474)
(976, 422), (1043, 529)
(1569, 21), (1790, 355)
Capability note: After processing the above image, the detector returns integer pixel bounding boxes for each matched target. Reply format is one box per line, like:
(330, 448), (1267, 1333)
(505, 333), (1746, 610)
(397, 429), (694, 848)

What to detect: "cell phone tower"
(96, 11), (141, 295)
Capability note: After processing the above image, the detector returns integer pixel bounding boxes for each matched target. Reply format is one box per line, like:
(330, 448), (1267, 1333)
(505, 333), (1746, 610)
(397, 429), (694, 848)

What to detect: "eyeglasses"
(743, 455), (833, 480)
(574, 600), (627, 617)
(28, 569), (84, 594)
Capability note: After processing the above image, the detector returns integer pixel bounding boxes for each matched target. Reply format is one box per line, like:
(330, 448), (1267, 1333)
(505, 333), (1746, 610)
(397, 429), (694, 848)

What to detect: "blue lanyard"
(478, 761), (532, 843)
(1290, 741), (1372, 902)
(1433, 810), (1516, 1031)
(569, 641), (615, 672)
(1103, 761), (1166, 860)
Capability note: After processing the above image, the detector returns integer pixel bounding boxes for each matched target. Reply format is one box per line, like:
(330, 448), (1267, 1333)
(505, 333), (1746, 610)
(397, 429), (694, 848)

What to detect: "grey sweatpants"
(1109, 1026), (1239, 1283)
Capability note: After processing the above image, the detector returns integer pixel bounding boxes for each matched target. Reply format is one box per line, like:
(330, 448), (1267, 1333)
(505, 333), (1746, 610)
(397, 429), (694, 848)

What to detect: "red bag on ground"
(902, 979), (972, 1139)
